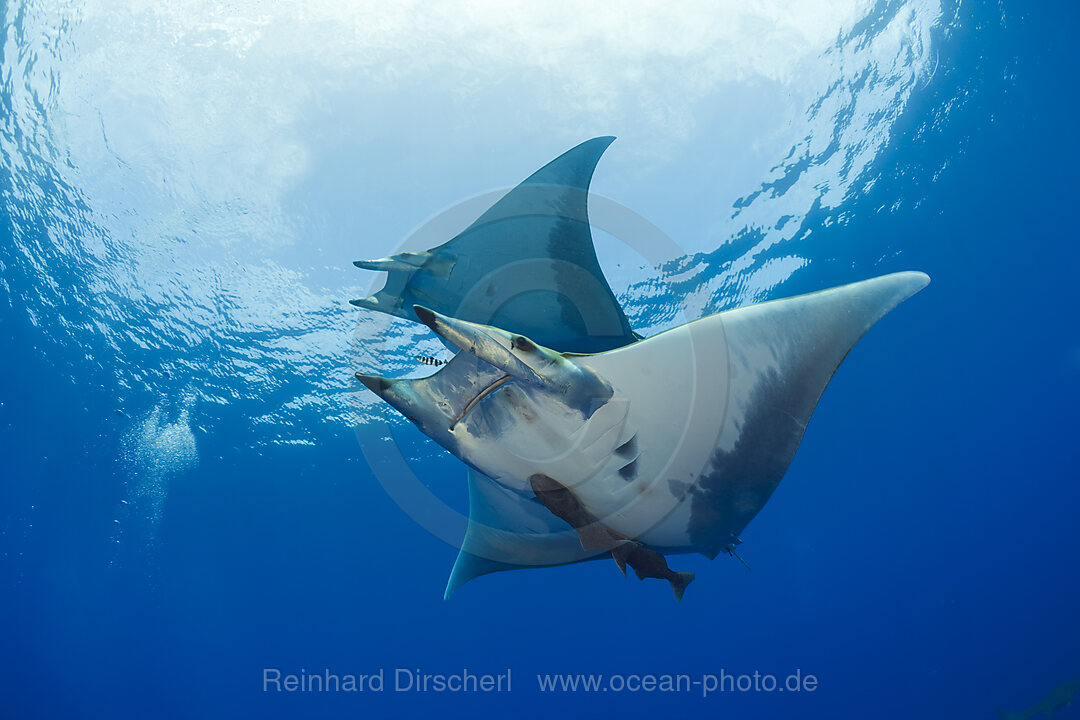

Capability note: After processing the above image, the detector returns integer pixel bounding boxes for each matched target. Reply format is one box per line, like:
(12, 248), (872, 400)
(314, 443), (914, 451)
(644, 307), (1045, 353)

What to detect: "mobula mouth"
(449, 374), (512, 431)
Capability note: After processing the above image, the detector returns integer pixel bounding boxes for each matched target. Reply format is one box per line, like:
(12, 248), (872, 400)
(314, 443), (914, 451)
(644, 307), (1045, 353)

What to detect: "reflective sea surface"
(2, 1), (1078, 718)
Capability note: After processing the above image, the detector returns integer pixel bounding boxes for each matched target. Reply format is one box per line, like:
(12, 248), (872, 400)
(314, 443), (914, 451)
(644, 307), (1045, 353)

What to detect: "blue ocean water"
(2, 2), (1078, 719)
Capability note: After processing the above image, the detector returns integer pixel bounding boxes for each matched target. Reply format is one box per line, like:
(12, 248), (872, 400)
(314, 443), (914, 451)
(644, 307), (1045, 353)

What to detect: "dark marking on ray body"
(688, 346), (835, 553)
(667, 478), (690, 499)
(511, 335), (539, 354)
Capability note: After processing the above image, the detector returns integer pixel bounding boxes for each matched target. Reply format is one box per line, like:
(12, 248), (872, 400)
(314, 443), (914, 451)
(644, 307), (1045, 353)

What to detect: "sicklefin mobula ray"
(352, 139), (929, 600)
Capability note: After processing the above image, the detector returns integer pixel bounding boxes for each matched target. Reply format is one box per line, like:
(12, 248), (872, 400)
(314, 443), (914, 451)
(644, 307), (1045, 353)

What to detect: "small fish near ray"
(357, 271), (930, 599)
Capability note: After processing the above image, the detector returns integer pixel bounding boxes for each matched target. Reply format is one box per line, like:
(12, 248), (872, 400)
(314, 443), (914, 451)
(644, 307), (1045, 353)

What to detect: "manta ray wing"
(352, 136), (636, 353)
(577, 271), (931, 555)
(444, 470), (600, 599)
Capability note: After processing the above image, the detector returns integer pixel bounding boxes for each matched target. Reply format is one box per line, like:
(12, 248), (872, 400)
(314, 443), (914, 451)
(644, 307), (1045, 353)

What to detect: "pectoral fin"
(444, 470), (603, 600)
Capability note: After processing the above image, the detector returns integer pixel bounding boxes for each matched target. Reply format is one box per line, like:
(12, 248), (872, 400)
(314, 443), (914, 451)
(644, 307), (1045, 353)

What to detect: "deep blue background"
(2, 3), (1079, 719)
